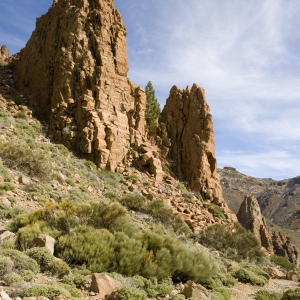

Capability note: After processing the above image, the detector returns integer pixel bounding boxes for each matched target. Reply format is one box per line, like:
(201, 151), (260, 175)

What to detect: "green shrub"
(254, 290), (282, 300)
(26, 247), (54, 269)
(16, 223), (43, 250)
(4, 272), (23, 285)
(19, 269), (36, 282)
(61, 270), (88, 287)
(0, 248), (40, 274)
(24, 282), (81, 299)
(0, 140), (51, 180)
(172, 295), (186, 300)
(57, 226), (115, 273)
(119, 194), (147, 211)
(197, 222), (265, 263)
(48, 259), (70, 277)
(107, 285), (147, 300)
(0, 160), (11, 181)
(208, 203), (225, 219)
(0, 256), (13, 276)
(240, 262), (269, 279)
(270, 255), (296, 271)
(232, 268), (267, 286)
(0, 202), (15, 219)
(203, 272), (236, 289)
(211, 287), (231, 300)
(282, 288), (300, 300)
(0, 182), (14, 193)
(127, 174), (141, 183)
(183, 193), (195, 204)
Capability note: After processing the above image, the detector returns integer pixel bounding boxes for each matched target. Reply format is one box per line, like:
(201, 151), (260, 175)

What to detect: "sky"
(0, 0), (299, 180)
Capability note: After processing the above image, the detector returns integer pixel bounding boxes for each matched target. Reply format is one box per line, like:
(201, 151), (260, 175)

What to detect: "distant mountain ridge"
(219, 166), (300, 247)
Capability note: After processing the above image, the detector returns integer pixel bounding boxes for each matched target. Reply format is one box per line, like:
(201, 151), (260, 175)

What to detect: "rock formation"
(237, 195), (273, 251)
(13, 0), (157, 175)
(158, 85), (236, 220)
(0, 45), (9, 65)
(237, 194), (299, 264)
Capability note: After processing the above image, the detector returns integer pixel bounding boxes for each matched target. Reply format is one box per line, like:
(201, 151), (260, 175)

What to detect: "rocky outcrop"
(158, 84), (236, 220)
(237, 195), (273, 251)
(90, 273), (121, 298)
(237, 195), (299, 264)
(13, 0), (152, 174)
(0, 46), (9, 64)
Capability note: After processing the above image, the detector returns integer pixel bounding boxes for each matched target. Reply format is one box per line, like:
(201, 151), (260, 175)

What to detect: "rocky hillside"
(219, 167), (300, 248)
(1, 0), (300, 299)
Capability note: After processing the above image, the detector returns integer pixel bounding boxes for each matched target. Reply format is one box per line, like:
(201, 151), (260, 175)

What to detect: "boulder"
(0, 231), (16, 244)
(182, 281), (209, 300)
(18, 176), (30, 185)
(286, 270), (300, 282)
(33, 234), (55, 255)
(90, 273), (121, 298)
(264, 266), (286, 279)
(0, 291), (11, 300)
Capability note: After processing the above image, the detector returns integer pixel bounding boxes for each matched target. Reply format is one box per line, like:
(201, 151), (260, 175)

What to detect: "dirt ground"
(230, 279), (299, 300)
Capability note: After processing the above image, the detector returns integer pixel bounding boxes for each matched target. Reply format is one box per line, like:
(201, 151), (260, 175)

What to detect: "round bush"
(254, 290), (282, 300)
(4, 272), (24, 285)
(0, 256), (13, 277)
(0, 248), (40, 274)
(48, 259), (70, 277)
(282, 288), (300, 300)
(233, 268), (267, 286)
(19, 269), (36, 282)
(26, 247), (54, 269)
(107, 285), (147, 300)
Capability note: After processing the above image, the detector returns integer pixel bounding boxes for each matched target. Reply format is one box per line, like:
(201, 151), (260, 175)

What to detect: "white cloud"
(119, 0), (300, 179)
(217, 149), (300, 180)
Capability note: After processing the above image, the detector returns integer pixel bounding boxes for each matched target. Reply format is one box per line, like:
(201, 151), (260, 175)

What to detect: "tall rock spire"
(158, 84), (236, 222)
(14, 0), (147, 171)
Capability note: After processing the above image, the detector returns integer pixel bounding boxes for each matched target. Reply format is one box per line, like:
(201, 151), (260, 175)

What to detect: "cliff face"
(14, 0), (147, 171)
(237, 195), (299, 264)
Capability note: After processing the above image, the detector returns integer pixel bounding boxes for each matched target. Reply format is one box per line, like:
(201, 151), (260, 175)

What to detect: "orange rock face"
(158, 84), (236, 218)
(14, 0), (147, 171)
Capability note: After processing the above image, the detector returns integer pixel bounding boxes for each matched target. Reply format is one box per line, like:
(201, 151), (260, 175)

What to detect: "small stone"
(18, 176), (30, 185)
(0, 291), (11, 300)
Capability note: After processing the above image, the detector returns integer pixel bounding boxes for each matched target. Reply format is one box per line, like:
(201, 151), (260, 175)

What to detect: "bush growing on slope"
(270, 255), (296, 272)
(56, 225), (217, 283)
(197, 222), (265, 263)
(281, 288), (300, 300)
(254, 290), (282, 300)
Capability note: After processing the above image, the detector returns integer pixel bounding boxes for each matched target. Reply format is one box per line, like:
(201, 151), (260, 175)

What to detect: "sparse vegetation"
(254, 290), (282, 300)
(270, 255), (296, 271)
(197, 222), (265, 263)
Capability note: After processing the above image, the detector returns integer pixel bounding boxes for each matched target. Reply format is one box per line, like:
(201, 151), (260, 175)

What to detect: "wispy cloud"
(217, 149), (300, 180)
(116, 0), (300, 179)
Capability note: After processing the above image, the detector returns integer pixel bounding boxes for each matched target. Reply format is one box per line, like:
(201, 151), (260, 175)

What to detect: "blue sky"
(1, 0), (299, 180)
